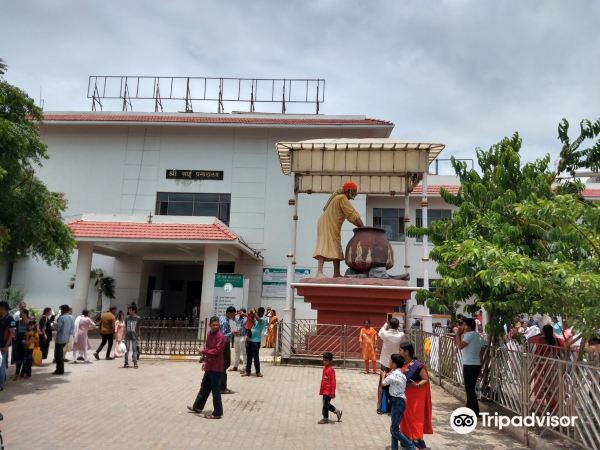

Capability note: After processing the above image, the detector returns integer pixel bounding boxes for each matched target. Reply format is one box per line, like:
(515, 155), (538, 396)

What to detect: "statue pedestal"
(291, 278), (417, 357)
(293, 278), (416, 326)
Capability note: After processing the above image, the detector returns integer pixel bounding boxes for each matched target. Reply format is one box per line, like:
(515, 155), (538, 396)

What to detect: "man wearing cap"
(314, 181), (364, 278)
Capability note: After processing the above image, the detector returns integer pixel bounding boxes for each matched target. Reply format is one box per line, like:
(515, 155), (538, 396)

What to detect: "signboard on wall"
(261, 267), (312, 298)
(166, 169), (224, 180)
(213, 273), (245, 316)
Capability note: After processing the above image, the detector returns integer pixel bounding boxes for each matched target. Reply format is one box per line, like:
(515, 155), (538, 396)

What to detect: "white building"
(1, 111), (463, 323)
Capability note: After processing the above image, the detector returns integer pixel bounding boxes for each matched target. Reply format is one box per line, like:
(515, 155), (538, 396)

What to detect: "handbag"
(380, 388), (390, 413)
(32, 347), (43, 366)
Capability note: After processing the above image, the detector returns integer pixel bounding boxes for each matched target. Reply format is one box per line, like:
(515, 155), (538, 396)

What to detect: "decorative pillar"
(72, 242), (93, 315)
(283, 175), (298, 357)
(403, 192), (410, 275)
(421, 170), (433, 332)
(403, 190), (412, 331)
(199, 245), (219, 323)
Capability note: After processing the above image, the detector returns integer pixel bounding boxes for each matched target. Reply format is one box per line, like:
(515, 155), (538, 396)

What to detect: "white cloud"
(1, 0), (599, 165)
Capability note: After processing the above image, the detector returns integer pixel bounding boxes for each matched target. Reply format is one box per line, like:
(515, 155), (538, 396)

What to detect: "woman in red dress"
(398, 342), (433, 450)
(528, 324), (565, 410)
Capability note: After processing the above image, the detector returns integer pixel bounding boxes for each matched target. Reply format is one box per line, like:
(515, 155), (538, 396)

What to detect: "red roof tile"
(412, 185), (600, 199)
(43, 113), (393, 126)
(412, 184), (461, 195)
(582, 188), (600, 198)
(68, 220), (237, 241)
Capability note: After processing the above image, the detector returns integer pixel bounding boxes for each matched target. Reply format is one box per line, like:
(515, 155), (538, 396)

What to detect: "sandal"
(335, 410), (343, 422)
(187, 406), (202, 413)
(318, 419), (329, 424)
(204, 414), (222, 419)
(376, 409), (383, 415)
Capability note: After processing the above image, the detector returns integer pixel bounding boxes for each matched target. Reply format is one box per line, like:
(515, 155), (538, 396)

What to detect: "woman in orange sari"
(359, 320), (378, 374)
(265, 310), (278, 348)
(399, 342), (433, 450)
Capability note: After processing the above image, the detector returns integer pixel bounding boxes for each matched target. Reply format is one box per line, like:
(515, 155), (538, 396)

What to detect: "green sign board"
(261, 267), (311, 298)
(213, 273), (245, 316)
(214, 273), (245, 289)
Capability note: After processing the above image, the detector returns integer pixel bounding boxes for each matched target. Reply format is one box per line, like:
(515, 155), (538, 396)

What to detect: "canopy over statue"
(313, 181), (364, 278)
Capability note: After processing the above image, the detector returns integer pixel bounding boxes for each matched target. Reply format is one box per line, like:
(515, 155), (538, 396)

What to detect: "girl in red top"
(319, 352), (342, 424)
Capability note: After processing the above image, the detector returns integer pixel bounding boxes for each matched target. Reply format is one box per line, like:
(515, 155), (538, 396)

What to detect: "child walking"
(21, 320), (39, 378)
(319, 352), (342, 424)
(124, 304), (141, 369)
(382, 353), (416, 450)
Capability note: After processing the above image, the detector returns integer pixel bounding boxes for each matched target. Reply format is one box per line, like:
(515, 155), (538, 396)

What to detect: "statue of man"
(313, 181), (364, 278)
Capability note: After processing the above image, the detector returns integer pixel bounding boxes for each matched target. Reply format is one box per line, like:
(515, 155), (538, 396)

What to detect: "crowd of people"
(8, 295), (593, 449)
(0, 300), (142, 386)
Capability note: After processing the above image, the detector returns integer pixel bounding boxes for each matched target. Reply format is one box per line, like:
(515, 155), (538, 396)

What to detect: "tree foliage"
(0, 60), (75, 269)
(557, 118), (600, 175)
(408, 130), (600, 339)
(69, 268), (116, 311)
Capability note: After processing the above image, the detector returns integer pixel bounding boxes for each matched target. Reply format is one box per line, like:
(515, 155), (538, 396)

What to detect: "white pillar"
(72, 242), (93, 315)
(199, 245), (219, 322)
(403, 192), (410, 275)
(421, 170), (433, 333)
(283, 175), (298, 357)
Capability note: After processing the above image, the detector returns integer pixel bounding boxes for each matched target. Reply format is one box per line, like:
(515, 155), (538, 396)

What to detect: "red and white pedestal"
(293, 277), (416, 326)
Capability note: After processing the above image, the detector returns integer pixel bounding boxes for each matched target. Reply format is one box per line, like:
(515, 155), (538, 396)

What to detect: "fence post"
(342, 325), (346, 368)
(521, 351), (529, 446)
(282, 321), (293, 358)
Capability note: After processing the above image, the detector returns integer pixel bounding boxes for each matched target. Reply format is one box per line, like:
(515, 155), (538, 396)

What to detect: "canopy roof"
(276, 139), (445, 194)
(68, 214), (262, 260)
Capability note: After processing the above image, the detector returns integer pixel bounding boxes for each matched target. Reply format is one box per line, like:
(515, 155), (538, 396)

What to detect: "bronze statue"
(313, 181), (364, 278)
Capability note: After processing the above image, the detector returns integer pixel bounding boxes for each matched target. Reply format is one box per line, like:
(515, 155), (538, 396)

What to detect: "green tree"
(68, 268), (116, 311)
(0, 59), (75, 270)
(557, 118), (600, 175)
(408, 133), (556, 339)
(409, 125), (600, 342)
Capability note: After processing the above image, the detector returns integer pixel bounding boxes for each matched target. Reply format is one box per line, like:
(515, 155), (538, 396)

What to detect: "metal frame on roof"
(276, 138), (445, 194)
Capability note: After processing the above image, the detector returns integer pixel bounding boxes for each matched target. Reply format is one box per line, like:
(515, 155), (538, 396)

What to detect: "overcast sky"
(2, 0), (599, 169)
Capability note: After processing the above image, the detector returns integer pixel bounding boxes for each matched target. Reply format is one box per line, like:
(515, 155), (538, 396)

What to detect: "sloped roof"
(42, 112), (393, 127)
(68, 219), (237, 241)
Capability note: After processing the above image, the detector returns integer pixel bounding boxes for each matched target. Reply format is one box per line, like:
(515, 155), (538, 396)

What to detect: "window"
(415, 209), (451, 242)
(372, 208), (405, 242)
(156, 193), (231, 225)
(416, 278), (437, 293)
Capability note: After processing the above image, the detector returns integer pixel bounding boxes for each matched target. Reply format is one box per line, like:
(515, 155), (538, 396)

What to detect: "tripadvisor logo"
(450, 407), (477, 434)
(450, 408), (578, 434)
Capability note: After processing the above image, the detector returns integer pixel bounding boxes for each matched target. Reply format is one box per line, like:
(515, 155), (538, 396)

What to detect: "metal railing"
(139, 319), (208, 356)
(139, 317), (201, 328)
(410, 330), (600, 450)
(276, 321), (382, 365)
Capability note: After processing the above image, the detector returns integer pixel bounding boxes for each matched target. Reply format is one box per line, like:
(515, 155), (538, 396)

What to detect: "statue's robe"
(313, 193), (361, 261)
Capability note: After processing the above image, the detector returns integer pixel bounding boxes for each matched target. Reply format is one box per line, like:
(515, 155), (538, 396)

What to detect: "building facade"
(1, 111), (461, 323)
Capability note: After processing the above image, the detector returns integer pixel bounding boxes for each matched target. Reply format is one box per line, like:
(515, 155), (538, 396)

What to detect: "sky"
(2, 0), (599, 170)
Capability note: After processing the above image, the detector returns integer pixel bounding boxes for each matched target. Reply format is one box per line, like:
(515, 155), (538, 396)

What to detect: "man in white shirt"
(377, 317), (408, 414)
(456, 318), (484, 416)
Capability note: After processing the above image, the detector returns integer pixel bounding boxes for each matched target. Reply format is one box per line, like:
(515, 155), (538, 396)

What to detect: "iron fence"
(139, 317), (200, 328)
(276, 321), (382, 364)
(410, 330), (600, 450)
(139, 319), (207, 356)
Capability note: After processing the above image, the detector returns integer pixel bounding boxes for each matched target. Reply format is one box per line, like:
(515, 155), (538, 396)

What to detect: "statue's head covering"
(342, 181), (358, 192)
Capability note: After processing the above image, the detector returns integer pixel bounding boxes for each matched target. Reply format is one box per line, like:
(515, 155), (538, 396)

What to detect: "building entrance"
(158, 262), (235, 317)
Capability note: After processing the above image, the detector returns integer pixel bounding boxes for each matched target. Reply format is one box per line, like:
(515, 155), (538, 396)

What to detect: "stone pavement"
(1, 351), (529, 450)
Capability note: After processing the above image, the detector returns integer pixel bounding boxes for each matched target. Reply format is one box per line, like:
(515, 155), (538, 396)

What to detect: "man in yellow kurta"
(313, 181), (364, 278)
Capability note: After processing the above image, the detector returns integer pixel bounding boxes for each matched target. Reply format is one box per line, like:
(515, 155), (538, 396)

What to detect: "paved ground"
(0, 345), (529, 450)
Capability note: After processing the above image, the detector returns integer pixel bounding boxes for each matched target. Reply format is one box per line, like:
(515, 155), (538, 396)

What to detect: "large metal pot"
(345, 227), (394, 272)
